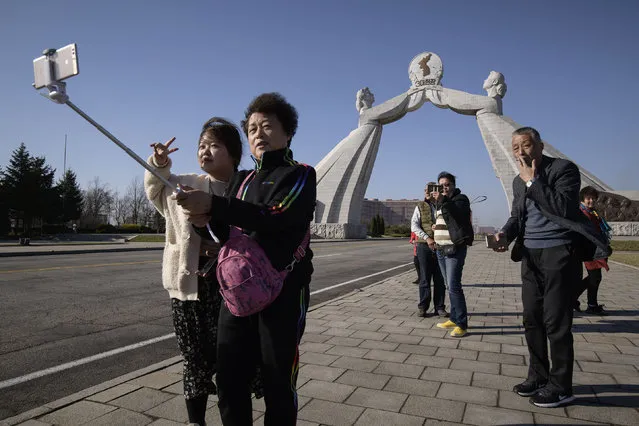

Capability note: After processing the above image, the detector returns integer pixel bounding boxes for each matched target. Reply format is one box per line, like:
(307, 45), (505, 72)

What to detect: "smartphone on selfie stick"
(33, 44), (218, 243)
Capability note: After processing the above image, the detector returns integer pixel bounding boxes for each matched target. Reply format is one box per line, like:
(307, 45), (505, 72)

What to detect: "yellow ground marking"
(0, 260), (161, 274)
(1, 241), (402, 274)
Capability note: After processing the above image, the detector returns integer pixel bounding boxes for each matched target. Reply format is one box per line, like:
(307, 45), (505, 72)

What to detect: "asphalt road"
(0, 239), (414, 420)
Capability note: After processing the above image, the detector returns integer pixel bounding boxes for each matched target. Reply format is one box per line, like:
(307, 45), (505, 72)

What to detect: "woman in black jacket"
(177, 93), (316, 426)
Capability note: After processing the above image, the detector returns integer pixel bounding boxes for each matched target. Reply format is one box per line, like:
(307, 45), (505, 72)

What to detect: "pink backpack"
(216, 171), (310, 317)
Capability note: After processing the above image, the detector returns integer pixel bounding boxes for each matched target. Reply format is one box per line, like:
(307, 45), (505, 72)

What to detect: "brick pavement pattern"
(4, 246), (639, 425)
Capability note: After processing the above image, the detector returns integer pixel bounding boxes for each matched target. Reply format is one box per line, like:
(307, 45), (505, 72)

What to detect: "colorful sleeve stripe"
(290, 286), (306, 411)
(238, 171), (257, 201)
(268, 164), (311, 215)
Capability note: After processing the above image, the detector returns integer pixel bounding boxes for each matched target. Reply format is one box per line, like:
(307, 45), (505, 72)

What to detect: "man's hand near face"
(517, 156), (537, 183)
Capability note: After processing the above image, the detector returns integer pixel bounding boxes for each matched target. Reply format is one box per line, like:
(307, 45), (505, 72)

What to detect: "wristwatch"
(526, 177), (536, 188)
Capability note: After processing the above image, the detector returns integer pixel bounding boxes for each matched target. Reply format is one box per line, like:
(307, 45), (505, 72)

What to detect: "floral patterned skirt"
(170, 260), (263, 400)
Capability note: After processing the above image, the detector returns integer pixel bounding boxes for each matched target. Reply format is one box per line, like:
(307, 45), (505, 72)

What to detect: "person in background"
(431, 172), (473, 337)
(409, 231), (421, 284)
(411, 182), (447, 317)
(494, 126), (610, 408)
(574, 186), (611, 315)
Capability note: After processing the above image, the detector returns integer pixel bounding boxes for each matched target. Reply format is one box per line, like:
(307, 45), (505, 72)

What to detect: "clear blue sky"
(1, 0), (637, 227)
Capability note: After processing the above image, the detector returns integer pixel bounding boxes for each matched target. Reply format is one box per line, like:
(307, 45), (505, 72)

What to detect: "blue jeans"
(416, 243), (445, 311)
(437, 245), (468, 330)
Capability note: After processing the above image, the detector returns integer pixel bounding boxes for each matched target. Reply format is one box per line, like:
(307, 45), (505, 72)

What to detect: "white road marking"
(609, 260), (639, 271)
(0, 334), (174, 390)
(0, 262), (411, 389)
(309, 262), (412, 295)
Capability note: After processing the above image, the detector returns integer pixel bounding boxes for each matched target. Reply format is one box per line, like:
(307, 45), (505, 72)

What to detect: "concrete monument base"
(310, 223), (367, 239)
(609, 222), (639, 237)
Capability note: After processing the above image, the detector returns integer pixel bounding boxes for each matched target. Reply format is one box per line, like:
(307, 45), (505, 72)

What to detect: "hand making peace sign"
(150, 137), (179, 166)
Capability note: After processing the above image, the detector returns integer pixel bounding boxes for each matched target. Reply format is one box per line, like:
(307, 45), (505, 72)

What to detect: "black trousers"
(575, 268), (603, 306)
(216, 279), (310, 426)
(416, 243), (445, 311)
(521, 244), (580, 393)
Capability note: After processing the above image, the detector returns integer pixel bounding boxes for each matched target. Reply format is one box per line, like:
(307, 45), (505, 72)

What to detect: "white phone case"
(33, 44), (79, 89)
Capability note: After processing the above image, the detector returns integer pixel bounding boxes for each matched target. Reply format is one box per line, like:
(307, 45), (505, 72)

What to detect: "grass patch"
(128, 235), (165, 243)
(610, 253), (639, 268)
(610, 240), (639, 252)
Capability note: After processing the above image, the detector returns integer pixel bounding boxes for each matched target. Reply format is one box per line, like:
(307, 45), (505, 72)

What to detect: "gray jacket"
(501, 155), (612, 262)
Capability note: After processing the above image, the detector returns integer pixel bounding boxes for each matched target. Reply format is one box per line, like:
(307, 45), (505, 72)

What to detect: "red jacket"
(409, 232), (417, 256)
(580, 205), (609, 271)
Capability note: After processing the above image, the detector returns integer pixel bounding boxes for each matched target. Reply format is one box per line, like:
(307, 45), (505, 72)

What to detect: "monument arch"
(310, 52), (613, 239)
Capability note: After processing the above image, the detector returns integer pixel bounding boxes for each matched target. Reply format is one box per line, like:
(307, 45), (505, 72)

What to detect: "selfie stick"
(36, 49), (219, 242)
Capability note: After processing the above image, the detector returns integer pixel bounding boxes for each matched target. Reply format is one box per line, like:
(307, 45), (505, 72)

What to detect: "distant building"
(361, 198), (420, 226)
(475, 225), (496, 235)
(362, 198), (496, 232)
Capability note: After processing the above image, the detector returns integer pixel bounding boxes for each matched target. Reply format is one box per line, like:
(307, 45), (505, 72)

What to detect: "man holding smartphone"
(431, 173), (474, 338)
(493, 127), (611, 408)
(411, 182), (447, 317)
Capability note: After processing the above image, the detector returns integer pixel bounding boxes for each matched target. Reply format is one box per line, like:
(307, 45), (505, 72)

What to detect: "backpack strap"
(233, 169), (311, 274)
(228, 171), (256, 238)
(284, 228), (311, 273)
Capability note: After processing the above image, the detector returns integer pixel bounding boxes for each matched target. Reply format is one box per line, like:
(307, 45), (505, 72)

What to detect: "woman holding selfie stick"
(176, 93), (316, 426)
(144, 118), (247, 426)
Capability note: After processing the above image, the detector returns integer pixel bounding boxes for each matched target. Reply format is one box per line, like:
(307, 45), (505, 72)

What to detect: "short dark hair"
(199, 117), (243, 170)
(513, 126), (542, 144)
(241, 93), (299, 146)
(437, 172), (456, 185)
(580, 186), (600, 201)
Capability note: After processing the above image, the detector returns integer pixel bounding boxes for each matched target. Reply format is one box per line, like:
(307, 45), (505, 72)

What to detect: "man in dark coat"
(494, 127), (611, 408)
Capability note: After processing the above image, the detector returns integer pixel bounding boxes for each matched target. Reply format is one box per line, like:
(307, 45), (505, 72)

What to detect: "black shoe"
(584, 304), (607, 315)
(513, 379), (546, 397)
(418, 308), (434, 318)
(437, 309), (449, 318)
(412, 279), (420, 284)
(529, 387), (575, 408)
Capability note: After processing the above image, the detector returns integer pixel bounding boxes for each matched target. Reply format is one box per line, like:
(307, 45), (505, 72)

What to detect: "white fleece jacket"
(144, 155), (227, 301)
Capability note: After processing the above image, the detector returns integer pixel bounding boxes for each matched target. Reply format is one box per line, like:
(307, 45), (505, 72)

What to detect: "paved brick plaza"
(5, 246), (639, 426)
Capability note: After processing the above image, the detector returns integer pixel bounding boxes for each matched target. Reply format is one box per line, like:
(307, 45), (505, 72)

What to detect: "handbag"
(216, 171), (310, 317)
(439, 244), (457, 256)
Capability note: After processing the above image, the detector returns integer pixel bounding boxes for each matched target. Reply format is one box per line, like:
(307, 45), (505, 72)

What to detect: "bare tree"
(125, 176), (147, 225)
(80, 177), (114, 228)
(152, 209), (166, 233)
(139, 198), (157, 228)
(111, 191), (131, 226)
